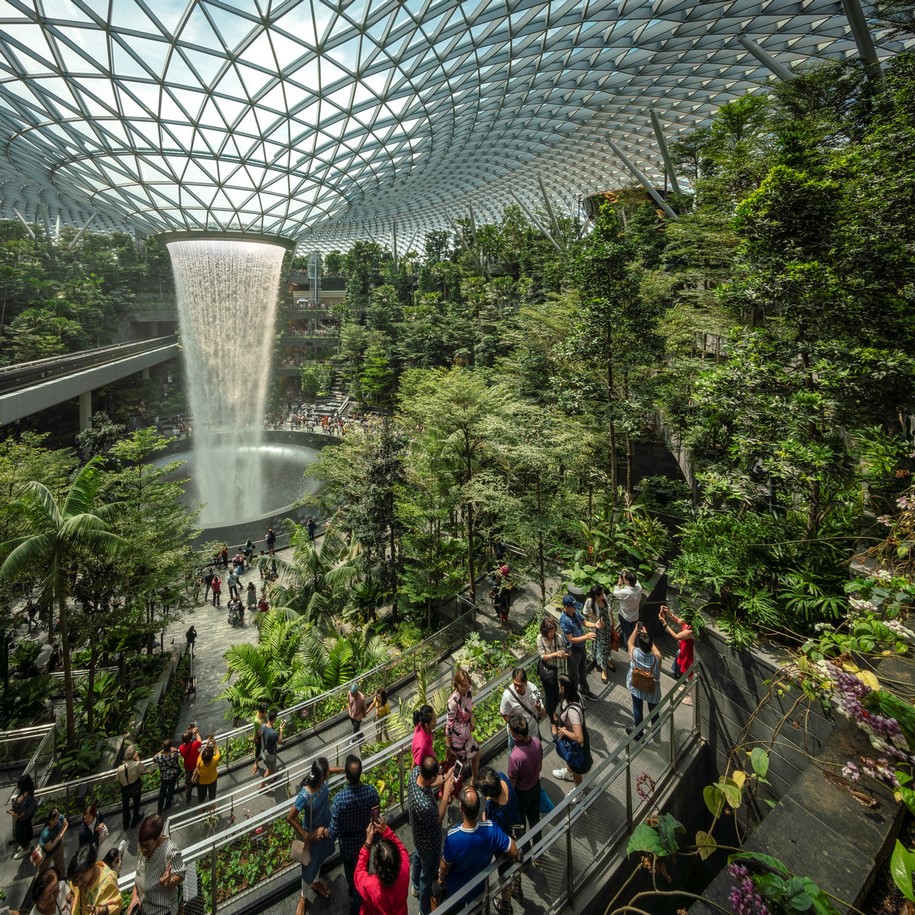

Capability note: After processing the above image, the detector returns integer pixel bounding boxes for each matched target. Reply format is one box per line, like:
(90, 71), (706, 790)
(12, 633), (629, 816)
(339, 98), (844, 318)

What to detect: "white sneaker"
(13, 845), (31, 859)
(553, 768), (574, 782)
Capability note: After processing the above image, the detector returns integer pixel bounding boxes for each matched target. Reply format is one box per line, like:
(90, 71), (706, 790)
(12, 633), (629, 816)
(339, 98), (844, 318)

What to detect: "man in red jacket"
(355, 817), (410, 915)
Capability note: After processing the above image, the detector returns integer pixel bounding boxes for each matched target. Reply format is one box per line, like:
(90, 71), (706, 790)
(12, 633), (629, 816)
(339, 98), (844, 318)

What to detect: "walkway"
(0, 554), (555, 912)
(0, 336), (179, 427)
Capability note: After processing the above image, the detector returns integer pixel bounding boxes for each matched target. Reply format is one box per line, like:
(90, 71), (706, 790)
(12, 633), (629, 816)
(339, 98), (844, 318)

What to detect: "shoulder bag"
(555, 702), (586, 772)
(290, 793), (312, 866)
(631, 653), (656, 693)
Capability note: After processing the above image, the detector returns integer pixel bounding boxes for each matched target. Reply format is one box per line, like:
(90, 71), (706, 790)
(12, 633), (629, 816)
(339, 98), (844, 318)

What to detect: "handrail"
(118, 652), (540, 893)
(33, 607), (476, 799)
(117, 657), (701, 914)
(436, 660), (702, 914)
(162, 638), (468, 838)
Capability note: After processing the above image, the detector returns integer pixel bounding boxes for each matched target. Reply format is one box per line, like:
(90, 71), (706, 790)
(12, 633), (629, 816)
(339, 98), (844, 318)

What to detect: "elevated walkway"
(0, 336), (180, 426)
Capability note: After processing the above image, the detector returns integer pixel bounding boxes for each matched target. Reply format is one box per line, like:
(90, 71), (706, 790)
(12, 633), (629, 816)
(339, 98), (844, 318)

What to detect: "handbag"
(190, 767), (200, 785)
(290, 792), (313, 866)
(556, 735), (585, 771)
(631, 654), (656, 693)
(290, 839), (311, 866)
(539, 785), (555, 813)
(537, 657), (557, 685)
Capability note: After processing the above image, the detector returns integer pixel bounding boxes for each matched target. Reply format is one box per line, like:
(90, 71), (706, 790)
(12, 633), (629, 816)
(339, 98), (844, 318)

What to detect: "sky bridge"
(0, 336), (180, 429)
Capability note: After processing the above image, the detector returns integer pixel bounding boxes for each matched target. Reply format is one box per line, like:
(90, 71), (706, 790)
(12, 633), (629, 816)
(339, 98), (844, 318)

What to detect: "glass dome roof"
(0, 0), (905, 250)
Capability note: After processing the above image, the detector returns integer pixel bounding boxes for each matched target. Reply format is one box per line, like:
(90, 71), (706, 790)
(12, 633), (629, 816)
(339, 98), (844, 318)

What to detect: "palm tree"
(271, 522), (362, 623)
(0, 458), (124, 747)
(220, 614), (324, 719)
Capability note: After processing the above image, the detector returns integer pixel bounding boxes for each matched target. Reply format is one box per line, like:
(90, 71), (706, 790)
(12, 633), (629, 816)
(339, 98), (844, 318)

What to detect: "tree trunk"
(536, 475), (546, 600)
(625, 433), (635, 502)
(466, 501), (476, 600)
(57, 596), (77, 748)
(86, 640), (98, 735)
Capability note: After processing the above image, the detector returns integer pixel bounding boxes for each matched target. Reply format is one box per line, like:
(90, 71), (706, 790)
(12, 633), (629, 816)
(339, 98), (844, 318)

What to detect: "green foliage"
(299, 361), (333, 399)
(627, 814), (684, 857)
(729, 852), (842, 915)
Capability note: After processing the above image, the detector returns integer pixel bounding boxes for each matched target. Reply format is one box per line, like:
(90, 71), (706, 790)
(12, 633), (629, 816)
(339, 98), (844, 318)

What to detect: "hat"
(562, 595), (576, 606)
(350, 684), (359, 693)
(499, 564), (510, 576)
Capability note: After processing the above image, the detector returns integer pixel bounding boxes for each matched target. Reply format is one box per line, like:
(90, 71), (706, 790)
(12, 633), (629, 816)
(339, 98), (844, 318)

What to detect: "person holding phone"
(476, 767), (524, 914)
(408, 759), (456, 915)
(355, 817), (410, 915)
(445, 669), (480, 784)
(627, 623), (662, 738)
(315, 755), (380, 915)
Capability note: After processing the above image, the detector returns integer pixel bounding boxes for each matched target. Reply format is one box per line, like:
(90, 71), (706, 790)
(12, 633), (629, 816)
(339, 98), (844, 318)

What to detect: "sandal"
(311, 882), (331, 900)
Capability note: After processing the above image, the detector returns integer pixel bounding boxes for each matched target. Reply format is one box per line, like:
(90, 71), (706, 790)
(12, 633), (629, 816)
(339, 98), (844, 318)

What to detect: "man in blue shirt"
(320, 754), (380, 915)
(433, 785), (518, 909)
(558, 595), (601, 701)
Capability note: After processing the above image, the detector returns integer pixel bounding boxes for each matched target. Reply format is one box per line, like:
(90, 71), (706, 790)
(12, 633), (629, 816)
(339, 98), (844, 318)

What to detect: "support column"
(509, 191), (563, 253)
(840, 0), (881, 79)
(79, 391), (92, 431)
(737, 35), (795, 81)
(607, 139), (679, 220)
(142, 367), (150, 381)
(648, 105), (683, 195)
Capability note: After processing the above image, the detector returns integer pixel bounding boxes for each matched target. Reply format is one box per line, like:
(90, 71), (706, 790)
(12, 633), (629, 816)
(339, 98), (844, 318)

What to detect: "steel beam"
(840, 0), (882, 79)
(538, 175), (563, 239)
(606, 139), (678, 220)
(509, 191), (563, 253)
(737, 35), (795, 81)
(648, 105), (682, 195)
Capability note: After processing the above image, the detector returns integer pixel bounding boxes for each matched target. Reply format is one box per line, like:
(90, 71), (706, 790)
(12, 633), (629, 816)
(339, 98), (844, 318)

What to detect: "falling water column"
(163, 234), (291, 527)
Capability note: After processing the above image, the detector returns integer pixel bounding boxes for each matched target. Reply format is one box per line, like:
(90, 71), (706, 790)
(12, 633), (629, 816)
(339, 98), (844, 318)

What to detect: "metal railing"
(0, 335), (179, 393)
(437, 662), (702, 915)
(116, 659), (701, 914)
(29, 607), (476, 804)
(117, 655), (541, 909)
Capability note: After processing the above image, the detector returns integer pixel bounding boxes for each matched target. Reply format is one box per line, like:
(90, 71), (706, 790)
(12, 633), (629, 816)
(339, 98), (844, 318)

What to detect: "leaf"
(729, 851), (791, 878)
(657, 813), (685, 854)
(716, 776), (743, 809)
(750, 747), (770, 779)
(894, 783), (915, 816)
(855, 671), (880, 691)
(891, 840), (915, 903)
(695, 830), (717, 861)
(732, 770), (747, 789)
(627, 823), (668, 857)
(704, 784), (725, 817)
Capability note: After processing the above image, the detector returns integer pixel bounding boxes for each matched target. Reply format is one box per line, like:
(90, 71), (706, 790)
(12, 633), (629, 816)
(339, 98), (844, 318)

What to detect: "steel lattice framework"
(0, 0), (907, 251)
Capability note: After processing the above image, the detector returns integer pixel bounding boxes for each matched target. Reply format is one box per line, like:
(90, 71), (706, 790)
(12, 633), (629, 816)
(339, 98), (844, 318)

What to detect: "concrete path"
(1, 555), (556, 913)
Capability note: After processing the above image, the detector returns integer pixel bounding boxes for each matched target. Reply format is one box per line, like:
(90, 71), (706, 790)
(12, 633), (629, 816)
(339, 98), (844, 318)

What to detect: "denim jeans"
(631, 694), (658, 735)
(157, 777), (178, 813)
(411, 849), (440, 915)
(618, 616), (636, 651)
(342, 853), (362, 915)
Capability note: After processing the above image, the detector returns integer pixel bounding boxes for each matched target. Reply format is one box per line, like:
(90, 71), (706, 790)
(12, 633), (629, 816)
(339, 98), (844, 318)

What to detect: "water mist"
(166, 236), (287, 527)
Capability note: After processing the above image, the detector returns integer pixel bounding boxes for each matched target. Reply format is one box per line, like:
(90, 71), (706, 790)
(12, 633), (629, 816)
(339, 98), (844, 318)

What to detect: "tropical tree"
(0, 458), (124, 747)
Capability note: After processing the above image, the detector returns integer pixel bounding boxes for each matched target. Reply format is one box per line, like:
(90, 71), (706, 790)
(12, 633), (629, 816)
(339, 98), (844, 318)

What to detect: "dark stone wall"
(697, 625), (836, 806)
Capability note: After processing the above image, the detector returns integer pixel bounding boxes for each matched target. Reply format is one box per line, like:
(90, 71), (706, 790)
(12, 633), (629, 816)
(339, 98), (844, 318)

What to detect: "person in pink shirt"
(348, 684), (369, 742)
(355, 818), (410, 915)
(411, 705), (435, 768)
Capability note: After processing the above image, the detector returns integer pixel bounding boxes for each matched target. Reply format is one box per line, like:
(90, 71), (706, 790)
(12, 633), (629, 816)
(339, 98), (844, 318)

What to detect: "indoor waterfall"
(166, 236), (287, 527)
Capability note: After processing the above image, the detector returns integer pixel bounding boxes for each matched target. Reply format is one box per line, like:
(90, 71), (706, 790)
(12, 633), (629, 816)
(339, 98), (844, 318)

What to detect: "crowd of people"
(5, 808), (180, 915)
(5, 555), (693, 915)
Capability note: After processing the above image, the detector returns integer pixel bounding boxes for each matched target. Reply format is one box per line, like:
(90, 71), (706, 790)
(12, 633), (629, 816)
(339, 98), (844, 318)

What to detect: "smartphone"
(452, 759), (464, 780)
(371, 805), (381, 824)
